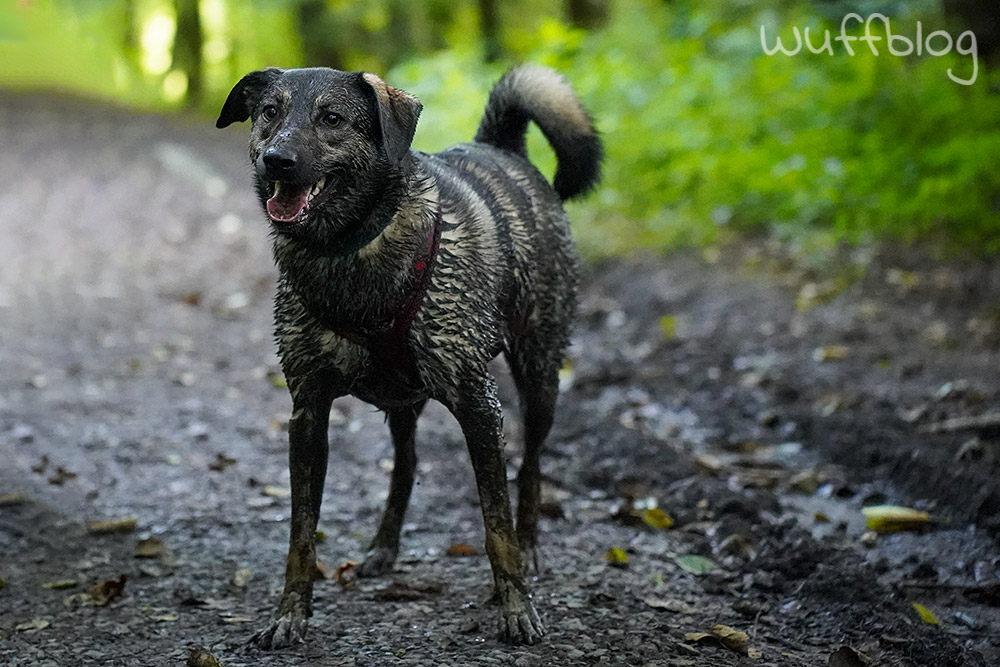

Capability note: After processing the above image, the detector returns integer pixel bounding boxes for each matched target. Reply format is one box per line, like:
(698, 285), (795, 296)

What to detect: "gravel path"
(1, 91), (998, 667)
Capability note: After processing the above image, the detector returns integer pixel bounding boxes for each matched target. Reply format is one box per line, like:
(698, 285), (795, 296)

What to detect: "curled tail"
(474, 65), (602, 201)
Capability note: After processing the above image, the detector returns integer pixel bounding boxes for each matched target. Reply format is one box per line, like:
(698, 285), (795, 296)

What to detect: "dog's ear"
(216, 68), (283, 129)
(359, 73), (422, 164)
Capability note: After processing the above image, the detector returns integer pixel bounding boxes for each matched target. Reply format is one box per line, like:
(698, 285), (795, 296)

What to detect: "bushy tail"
(474, 65), (602, 201)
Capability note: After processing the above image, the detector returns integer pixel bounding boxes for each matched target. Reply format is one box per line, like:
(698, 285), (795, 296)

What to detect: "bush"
(390, 0), (1000, 259)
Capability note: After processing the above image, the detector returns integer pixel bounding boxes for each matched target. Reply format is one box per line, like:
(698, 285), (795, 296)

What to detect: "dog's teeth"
(310, 179), (325, 197)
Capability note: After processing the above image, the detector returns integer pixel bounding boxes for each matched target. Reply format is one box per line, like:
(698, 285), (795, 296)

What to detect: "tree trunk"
(296, 0), (344, 69)
(479, 0), (502, 63)
(173, 0), (203, 108)
(566, 0), (608, 30)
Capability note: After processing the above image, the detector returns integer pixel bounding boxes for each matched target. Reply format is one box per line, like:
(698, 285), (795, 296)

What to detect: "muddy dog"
(216, 64), (601, 646)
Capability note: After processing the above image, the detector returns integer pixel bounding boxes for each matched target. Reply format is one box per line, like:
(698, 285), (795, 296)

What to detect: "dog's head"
(217, 67), (421, 238)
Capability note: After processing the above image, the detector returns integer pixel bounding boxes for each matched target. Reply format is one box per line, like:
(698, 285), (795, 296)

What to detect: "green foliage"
(395, 0), (1000, 258)
(1, 0), (998, 258)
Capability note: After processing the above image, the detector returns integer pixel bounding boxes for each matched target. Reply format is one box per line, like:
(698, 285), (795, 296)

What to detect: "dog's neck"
(271, 167), (440, 332)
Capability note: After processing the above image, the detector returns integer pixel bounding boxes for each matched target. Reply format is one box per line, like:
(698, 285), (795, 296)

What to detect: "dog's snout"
(262, 146), (298, 172)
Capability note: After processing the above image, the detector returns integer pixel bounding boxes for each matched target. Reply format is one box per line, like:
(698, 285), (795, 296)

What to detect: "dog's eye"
(322, 112), (342, 128)
(261, 105), (278, 121)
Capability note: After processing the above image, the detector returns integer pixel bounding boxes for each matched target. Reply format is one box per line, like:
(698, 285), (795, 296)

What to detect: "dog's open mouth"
(266, 178), (328, 224)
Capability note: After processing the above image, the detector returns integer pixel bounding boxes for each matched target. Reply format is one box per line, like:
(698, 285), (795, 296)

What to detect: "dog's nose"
(262, 147), (298, 172)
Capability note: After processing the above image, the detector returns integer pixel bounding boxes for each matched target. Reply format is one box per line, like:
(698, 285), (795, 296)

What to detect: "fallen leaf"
(315, 530), (327, 542)
(861, 505), (930, 533)
(187, 648), (221, 667)
(208, 453), (237, 472)
(150, 613), (179, 622)
(447, 542), (477, 556)
(42, 579), (78, 590)
(659, 315), (677, 340)
(373, 579), (445, 602)
(813, 345), (850, 362)
(640, 507), (675, 530)
(134, 537), (166, 559)
(675, 554), (717, 575)
(711, 625), (749, 655)
(86, 517), (138, 535)
(605, 547), (629, 567)
(790, 468), (822, 494)
(263, 486), (291, 499)
(15, 618), (50, 632)
(267, 370), (288, 389)
(694, 453), (725, 473)
(333, 561), (357, 588)
(684, 625), (751, 656)
(230, 567), (252, 589)
(90, 575), (127, 606)
(912, 602), (939, 625)
(0, 493), (25, 506)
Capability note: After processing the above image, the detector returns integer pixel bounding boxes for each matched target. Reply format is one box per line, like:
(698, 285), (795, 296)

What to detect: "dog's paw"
(249, 610), (308, 649)
(248, 592), (309, 649)
(494, 579), (545, 645)
(498, 601), (545, 645)
(355, 546), (398, 577)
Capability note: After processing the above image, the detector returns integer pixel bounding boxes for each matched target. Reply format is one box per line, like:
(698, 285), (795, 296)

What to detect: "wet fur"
(217, 65), (601, 648)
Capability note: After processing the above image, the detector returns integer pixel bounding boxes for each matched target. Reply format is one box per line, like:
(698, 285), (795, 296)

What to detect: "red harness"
(325, 212), (443, 377)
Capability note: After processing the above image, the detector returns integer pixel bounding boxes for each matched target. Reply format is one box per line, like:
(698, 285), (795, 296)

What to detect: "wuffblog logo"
(760, 13), (978, 86)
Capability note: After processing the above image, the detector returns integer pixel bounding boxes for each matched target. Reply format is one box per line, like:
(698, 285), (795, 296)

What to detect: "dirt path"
(1, 92), (998, 667)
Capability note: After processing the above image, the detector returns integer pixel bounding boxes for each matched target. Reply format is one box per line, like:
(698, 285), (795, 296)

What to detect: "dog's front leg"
(446, 374), (545, 645)
(251, 371), (340, 649)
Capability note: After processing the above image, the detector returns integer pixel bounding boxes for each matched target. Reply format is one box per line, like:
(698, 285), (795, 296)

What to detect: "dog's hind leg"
(356, 400), (426, 577)
(505, 335), (561, 576)
(445, 373), (545, 645)
(251, 370), (340, 649)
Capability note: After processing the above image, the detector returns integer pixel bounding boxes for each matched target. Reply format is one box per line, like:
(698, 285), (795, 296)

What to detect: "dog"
(216, 64), (601, 647)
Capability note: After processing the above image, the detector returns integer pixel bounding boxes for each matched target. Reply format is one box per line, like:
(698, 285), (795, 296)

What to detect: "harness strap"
(326, 211), (443, 375)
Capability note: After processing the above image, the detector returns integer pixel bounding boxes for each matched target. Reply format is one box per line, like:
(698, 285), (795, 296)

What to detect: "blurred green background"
(2, 0), (998, 259)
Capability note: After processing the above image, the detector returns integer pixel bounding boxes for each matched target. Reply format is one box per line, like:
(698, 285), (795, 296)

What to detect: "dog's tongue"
(266, 182), (311, 222)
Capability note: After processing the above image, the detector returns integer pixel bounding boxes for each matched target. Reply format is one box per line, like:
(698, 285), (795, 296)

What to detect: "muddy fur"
(217, 65), (601, 648)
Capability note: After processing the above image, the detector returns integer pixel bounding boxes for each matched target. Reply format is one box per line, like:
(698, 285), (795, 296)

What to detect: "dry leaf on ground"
(85, 517), (137, 535)
(90, 575), (127, 606)
(675, 554), (717, 575)
(447, 542), (477, 556)
(134, 537), (166, 559)
(861, 505), (930, 533)
(333, 561), (357, 588)
(684, 624), (754, 657)
(187, 648), (221, 667)
(912, 602), (939, 625)
(15, 618), (50, 632)
(605, 547), (629, 567)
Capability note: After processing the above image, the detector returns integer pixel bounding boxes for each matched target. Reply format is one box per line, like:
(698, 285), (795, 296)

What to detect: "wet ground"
(1, 92), (998, 666)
